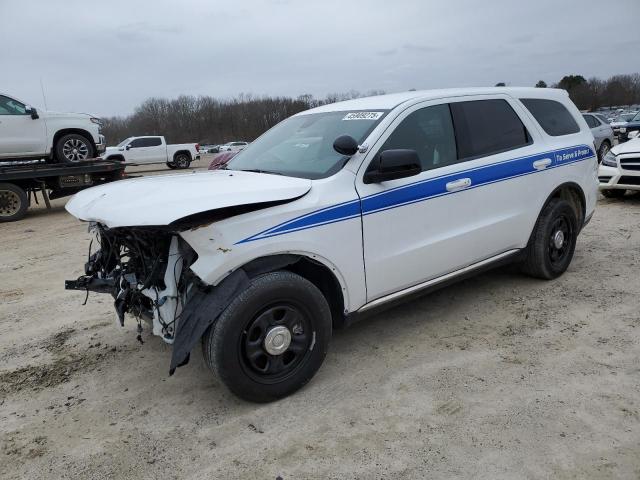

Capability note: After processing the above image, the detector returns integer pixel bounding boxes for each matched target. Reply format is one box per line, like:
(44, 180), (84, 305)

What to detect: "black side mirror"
(363, 149), (422, 184)
(333, 135), (359, 156)
(26, 106), (39, 120)
(125, 144), (131, 150)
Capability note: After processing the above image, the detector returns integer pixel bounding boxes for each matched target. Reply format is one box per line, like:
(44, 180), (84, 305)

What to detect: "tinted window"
(582, 114), (597, 128)
(377, 104), (457, 171)
(0, 95), (27, 115)
(131, 137), (161, 147)
(521, 98), (580, 136)
(450, 99), (531, 160)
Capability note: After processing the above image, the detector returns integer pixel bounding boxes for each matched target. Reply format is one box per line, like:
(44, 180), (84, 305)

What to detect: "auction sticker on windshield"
(342, 112), (384, 120)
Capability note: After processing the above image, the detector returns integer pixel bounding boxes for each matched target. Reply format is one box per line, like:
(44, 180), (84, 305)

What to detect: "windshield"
(631, 112), (640, 122)
(117, 137), (132, 147)
(226, 110), (387, 179)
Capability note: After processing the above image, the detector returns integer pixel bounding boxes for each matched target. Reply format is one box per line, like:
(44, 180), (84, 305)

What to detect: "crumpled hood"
(612, 137), (640, 156)
(66, 170), (312, 228)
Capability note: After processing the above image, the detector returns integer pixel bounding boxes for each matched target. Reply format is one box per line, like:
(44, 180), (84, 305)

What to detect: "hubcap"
(241, 304), (311, 381)
(263, 325), (292, 355)
(553, 230), (565, 249)
(548, 216), (572, 265)
(62, 138), (89, 162)
(0, 190), (20, 216)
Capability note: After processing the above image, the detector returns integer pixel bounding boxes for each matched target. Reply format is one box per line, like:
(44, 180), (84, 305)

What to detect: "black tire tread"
(202, 271), (331, 402)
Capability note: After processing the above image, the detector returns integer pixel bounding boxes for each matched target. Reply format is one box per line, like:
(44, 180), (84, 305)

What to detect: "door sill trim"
(357, 249), (520, 313)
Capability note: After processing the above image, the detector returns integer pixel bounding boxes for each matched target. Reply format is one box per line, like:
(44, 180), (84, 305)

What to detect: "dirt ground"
(1, 158), (639, 479)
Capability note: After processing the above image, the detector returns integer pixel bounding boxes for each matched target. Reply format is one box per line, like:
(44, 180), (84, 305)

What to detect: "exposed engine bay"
(65, 223), (199, 344)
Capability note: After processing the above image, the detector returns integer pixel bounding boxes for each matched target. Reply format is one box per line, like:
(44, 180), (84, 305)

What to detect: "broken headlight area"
(65, 224), (199, 344)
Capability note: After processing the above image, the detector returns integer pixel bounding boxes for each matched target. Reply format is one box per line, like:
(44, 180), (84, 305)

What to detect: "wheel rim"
(176, 155), (188, 167)
(62, 138), (89, 162)
(548, 215), (572, 266)
(240, 304), (313, 383)
(0, 190), (20, 217)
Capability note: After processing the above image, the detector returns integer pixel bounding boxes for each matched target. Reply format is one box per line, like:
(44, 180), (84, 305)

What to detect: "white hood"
(612, 137), (640, 155)
(66, 170), (312, 228)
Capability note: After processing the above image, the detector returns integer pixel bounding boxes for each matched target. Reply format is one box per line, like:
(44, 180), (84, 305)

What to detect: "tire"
(173, 152), (191, 169)
(54, 133), (95, 163)
(0, 183), (28, 222)
(202, 271), (332, 402)
(597, 140), (611, 162)
(522, 198), (578, 280)
(601, 189), (626, 199)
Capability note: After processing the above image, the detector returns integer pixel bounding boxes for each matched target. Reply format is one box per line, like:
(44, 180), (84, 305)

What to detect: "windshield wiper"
(238, 169), (283, 176)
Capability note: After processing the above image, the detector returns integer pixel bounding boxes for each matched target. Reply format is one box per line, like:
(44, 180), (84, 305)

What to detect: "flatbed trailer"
(0, 159), (126, 222)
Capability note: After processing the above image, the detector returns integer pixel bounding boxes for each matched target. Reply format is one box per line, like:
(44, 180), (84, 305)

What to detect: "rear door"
(356, 95), (541, 302)
(0, 95), (46, 158)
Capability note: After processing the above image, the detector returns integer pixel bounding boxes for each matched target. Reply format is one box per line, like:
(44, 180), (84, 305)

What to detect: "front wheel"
(522, 198), (578, 280)
(202, 271), (332, 402)
(55, 134), (94, 163)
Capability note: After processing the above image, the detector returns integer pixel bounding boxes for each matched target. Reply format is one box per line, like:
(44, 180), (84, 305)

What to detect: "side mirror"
(333, 135), (359, 156)
(363, 149), (422, 184)
(25, 106), (39, 119)
(125, 144), (131, 150)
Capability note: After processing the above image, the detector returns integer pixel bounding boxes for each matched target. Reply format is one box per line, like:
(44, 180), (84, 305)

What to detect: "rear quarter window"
(520, 98), (580, 136)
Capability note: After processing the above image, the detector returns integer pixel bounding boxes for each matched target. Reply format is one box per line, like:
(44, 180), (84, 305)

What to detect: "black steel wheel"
(522, 198), (578, 280)
(202, 271), (331, 402)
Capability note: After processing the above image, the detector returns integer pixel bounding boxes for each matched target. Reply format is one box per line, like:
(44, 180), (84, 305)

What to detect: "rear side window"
(147, 137), (162, 147)
(583, 114), (597, 128)
(449, 99), (531, 160)
(521, 98), (580, 136)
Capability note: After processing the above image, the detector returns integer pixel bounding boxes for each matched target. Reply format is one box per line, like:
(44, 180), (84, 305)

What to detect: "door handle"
(533, 158), (552, 170)
(446, 177), (472, 192)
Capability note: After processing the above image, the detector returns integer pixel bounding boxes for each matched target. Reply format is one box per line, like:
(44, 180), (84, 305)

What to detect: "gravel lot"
(1, 158), (639, 479)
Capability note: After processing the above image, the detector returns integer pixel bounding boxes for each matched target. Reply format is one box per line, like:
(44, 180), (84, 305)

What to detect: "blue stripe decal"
(236, 144), (594, 244)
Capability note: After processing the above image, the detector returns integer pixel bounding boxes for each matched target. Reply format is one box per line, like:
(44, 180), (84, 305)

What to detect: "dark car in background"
(618, 111), (640, 142)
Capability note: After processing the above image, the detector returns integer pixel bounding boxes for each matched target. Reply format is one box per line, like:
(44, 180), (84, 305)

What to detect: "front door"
(356, 96), (541, 302)
(0, 95), (46, 158)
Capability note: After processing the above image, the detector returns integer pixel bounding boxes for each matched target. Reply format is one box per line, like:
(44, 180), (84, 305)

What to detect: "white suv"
(0, 93), (105, 163)
(66, 87), (598, 402)
(218, 141), (249, 152)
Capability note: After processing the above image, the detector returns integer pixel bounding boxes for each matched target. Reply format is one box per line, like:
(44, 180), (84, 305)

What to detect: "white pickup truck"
(102, 136), (200, 169)
(0, 92), (105, 163)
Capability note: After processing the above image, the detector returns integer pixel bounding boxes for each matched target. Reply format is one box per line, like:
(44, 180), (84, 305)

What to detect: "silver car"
(582, 113), (614, 161)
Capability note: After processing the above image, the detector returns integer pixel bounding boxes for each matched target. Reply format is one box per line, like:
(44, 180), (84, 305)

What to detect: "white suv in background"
(0, 93), (105, 163)
(66, 87), (597, 402)
(218, 141), (249, 152)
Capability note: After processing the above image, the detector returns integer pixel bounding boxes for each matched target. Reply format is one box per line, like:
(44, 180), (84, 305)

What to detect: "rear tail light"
(196, 143), (200, 152)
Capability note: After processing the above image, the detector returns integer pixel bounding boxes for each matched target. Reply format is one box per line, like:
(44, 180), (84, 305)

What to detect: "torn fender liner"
(169, 254), (301, 374)
(169, 269), (249, 374)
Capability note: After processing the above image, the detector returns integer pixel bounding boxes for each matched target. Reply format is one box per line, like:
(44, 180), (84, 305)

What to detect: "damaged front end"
(65, 223), (199, 344)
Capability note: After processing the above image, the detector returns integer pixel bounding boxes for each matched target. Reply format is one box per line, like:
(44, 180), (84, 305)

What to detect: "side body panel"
(0, 114), (47, 157)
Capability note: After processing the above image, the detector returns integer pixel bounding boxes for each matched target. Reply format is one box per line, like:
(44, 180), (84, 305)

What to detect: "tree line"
(101, 90), (384, 146)
(102, 74), (640, 146)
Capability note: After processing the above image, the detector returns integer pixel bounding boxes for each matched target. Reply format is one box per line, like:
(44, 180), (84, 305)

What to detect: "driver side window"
(377, 104), (457, 171)
(0, 95), (27, 115)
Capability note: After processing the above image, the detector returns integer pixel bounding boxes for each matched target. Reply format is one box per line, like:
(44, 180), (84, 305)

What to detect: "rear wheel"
(202, 271), (332, 402)
(522, 198), (578, 280)
(0, 183), (28, 222)
(55, 134), (94, 163)
(173, 152), (191, 169)
(601, 189), (626, 199)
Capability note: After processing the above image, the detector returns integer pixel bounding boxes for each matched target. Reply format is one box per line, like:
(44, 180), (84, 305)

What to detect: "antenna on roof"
(39, 78), (48, 110)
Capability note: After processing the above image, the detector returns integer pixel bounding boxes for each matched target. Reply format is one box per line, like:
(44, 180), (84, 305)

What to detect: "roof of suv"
(302, 87), (570, 114)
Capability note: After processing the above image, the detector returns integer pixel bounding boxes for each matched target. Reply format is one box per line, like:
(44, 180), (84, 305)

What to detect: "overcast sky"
(2, 0), (639, 117)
